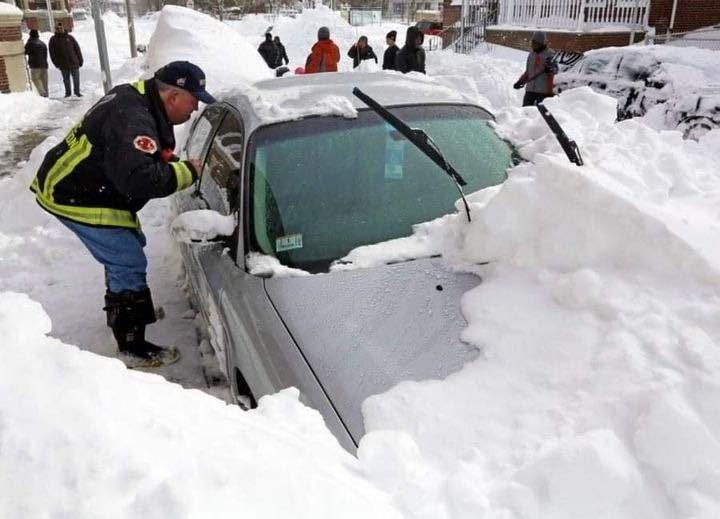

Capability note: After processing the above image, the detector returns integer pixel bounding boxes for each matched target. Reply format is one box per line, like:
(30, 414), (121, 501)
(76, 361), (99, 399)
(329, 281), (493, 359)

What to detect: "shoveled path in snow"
(1, 91), (229, 401)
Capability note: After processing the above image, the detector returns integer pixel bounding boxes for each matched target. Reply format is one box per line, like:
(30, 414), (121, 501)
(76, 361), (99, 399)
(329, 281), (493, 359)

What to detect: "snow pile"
(0, 2), (22, 15)
(246, 252), (311, 278)
(429, 49), (524, 110)
(557, 44), (720, 138)
(0, 291), (401, 518)
(227, 6), (405, 72)
(170, 209), (235, 243)
(358, 86), (720, 518)
(0, 93), (57, 159)
(147, 5), (271, 91)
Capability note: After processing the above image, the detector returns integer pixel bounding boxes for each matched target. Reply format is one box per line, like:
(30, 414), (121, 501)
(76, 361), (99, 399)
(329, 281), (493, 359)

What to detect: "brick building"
(0, 2), (27, 93)
(443, 0), (720, 52)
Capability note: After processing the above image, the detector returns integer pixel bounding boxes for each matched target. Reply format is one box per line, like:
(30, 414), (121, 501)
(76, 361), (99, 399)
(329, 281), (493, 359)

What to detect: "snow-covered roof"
(221, 71), (487, 132)
(0, 2), (23, 16)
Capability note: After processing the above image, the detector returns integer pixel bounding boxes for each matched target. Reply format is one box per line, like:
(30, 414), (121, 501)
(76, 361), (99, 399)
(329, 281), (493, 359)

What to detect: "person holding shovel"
(513, 31), (558, 106)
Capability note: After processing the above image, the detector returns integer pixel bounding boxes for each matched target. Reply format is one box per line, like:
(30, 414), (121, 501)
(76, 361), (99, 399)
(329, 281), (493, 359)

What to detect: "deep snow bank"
(0, 291), (401, 518)
(147, 5), (271, 91)
(358, 87), (720, 518)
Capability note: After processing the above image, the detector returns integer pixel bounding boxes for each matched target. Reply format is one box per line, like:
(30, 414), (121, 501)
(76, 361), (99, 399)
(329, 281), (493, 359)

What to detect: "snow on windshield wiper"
(352, 87), (473, 222)
(536, 103), (584, 166)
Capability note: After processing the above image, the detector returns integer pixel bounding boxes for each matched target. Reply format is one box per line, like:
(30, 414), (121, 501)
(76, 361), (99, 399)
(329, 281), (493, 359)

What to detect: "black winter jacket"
(49, 32), (83, 70)
(274, 41), (289, 67)
(396, 26), (426, 74)
(347, 44), (378, 68)
(382, 45), (398, 70)
(25, 37), (48, 69)
(258, 40), (279, 68)
(31, 79), (198, 229)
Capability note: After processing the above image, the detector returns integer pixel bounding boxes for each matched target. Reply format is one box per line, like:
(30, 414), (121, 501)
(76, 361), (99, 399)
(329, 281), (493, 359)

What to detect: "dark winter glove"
(513, 80), (524, 90)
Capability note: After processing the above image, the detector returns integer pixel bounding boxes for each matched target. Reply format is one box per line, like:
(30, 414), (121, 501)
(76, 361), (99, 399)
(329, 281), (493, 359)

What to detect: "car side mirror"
(170, 209), (236, 245)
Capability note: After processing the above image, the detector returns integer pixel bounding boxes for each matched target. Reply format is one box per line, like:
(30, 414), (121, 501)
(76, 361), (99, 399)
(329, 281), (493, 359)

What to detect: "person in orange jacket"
(305, 26), (340, 74)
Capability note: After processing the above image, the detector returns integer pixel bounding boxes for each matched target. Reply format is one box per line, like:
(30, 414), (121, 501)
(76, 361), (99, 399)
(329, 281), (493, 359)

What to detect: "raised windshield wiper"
(352, 87), (472, 222)
(536, 103), (584, 166)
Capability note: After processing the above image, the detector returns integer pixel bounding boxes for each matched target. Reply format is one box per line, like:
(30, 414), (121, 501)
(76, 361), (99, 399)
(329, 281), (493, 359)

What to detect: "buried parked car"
(175, 72), (515, 451)
(555, 46), (720, 139)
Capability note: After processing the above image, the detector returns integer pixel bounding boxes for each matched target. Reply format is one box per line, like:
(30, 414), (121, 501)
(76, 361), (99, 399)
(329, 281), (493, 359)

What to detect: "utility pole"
(45, 0), (54, 32)
(125, 0), (137, 57)
(90, 0), (113, 93)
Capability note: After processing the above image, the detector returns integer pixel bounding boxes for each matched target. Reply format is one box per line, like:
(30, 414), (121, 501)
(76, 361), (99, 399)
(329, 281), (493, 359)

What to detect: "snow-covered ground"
(3, 4), (720, 518)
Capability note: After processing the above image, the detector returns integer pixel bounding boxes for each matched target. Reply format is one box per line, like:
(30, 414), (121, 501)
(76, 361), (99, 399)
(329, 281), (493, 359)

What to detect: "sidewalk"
(0, 91), (229, 401)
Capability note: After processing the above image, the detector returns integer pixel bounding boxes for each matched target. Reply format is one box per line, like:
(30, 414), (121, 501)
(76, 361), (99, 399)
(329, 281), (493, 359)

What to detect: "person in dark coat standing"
(382, 30), (398, 71)
(258, 32), (279, 69)
(273, 36), (289, 68)
(396, 26), (425, 74)
(25, 29), (48, 97)
(513, 31), (558, 106)
(347, 35), (378, 69)
(30, 61), (215, 367)
(49, 21), (83, 97)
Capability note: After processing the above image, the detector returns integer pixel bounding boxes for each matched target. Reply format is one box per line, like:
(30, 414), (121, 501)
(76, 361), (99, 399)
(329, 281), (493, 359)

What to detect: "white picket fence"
(498, 0), (649, 31)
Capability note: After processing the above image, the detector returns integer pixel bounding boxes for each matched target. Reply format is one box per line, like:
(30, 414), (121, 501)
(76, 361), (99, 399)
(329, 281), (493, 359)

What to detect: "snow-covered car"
(176, 72), (514, 451)
(555, 46), (720, 139)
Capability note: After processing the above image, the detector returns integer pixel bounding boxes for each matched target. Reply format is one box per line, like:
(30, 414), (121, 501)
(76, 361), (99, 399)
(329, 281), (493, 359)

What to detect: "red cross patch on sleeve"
(133, 135), (158, 154)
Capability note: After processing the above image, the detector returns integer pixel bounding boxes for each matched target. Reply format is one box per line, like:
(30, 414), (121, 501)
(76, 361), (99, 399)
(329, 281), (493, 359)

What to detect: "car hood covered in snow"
(263, 257), (480, 443)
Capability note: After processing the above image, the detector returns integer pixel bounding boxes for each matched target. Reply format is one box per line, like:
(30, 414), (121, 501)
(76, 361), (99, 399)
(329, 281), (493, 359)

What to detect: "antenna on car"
(352, 87), (472, 222)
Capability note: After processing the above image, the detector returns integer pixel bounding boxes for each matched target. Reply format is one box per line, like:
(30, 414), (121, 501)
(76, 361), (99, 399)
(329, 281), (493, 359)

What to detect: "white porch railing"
(498, 0), (649, 31)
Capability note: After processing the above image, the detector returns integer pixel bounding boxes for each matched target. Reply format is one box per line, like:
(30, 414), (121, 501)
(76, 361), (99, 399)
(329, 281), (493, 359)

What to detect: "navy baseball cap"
(154, 61), (216, 104)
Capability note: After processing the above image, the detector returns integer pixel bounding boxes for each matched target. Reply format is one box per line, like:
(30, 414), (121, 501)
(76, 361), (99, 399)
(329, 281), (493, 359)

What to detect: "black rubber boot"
(104, 289), (179, 367)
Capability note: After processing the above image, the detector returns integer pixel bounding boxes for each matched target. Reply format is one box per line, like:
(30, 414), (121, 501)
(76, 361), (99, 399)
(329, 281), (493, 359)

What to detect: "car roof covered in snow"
(217, 71), (489, 133)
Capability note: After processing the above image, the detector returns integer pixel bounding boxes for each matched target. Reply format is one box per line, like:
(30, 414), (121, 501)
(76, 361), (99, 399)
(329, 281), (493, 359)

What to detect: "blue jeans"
(58, 217), (148, 292)
(60, 68), (80, 96)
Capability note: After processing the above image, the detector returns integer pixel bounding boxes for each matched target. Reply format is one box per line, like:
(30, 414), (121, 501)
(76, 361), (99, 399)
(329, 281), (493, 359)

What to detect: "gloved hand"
(513, 80), (524, 90)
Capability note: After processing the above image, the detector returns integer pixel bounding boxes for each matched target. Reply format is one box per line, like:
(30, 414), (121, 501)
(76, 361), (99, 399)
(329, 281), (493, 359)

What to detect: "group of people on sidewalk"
(24, 21), (84, 98)
(257, 25), (427, 75)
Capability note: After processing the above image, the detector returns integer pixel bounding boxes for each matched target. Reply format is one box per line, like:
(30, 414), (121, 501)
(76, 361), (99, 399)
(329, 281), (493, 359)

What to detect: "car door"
(181, 109), (355, 451)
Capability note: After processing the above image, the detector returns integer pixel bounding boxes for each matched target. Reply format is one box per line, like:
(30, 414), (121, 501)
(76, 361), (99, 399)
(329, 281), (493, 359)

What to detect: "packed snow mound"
(360, 87), (720, 518)
(170, 209), (235, 243)
(428, 50), (524, 110)
(147, 5), (271, 91)
(0, 291), (401, 518)
(0, 2), (21, 14)
(556, 44), (720, 139)
(226, 6), (406, 73)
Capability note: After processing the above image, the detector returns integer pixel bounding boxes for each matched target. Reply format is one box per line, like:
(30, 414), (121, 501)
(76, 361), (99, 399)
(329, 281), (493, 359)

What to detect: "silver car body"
(177, 72), (501, 451)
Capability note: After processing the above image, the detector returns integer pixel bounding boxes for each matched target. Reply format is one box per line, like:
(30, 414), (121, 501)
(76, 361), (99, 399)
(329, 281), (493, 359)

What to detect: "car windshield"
(248, 104), (513, 272)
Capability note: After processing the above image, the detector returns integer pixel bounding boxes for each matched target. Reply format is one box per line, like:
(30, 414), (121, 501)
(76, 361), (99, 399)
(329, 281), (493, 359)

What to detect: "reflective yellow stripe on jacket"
(31, 126), (140, 229)
(171, 161), (194, 191)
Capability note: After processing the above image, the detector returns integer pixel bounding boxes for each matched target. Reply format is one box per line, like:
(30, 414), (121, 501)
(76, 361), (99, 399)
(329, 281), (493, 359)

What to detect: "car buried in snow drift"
(176, 72), (515, 452)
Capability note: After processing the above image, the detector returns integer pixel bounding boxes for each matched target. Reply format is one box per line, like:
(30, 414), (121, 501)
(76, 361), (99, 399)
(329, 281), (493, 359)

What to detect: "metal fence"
(498, 0), (649, 31)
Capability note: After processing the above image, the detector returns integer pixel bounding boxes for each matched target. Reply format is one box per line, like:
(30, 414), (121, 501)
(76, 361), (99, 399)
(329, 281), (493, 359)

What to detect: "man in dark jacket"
(396, 26), (426, 74)
(347, 35), (378, 69)
(30, 61), (215, 367)
(258, 32), (279, 69)
(24, 29), (48, 97)
(273, 36), (289, 67)
(49, 22), (83, 97)
(513, 31), (558, 106)
(382, 30), (398, 71)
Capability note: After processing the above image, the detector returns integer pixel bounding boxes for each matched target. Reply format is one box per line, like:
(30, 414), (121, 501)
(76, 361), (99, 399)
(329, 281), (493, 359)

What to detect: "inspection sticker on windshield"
(276, 233), (303, 252)
(385, 134), (405, 180)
